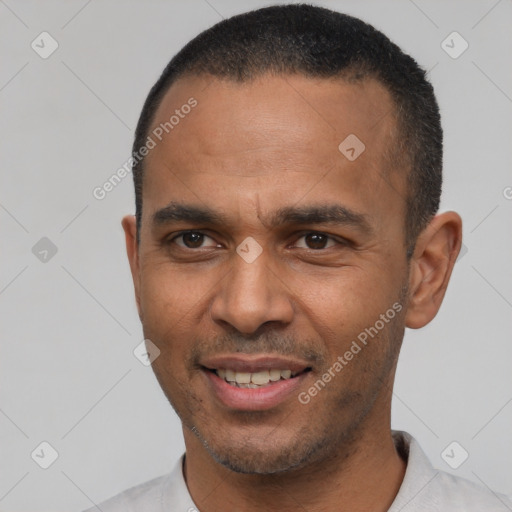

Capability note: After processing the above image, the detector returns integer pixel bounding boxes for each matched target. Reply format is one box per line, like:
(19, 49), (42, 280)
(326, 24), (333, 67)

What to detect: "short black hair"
(132, 3), (442, 254)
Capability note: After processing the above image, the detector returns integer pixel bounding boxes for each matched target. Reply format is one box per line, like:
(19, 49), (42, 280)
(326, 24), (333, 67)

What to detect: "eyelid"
(168, 230), (220, 248)
(291, 230), (351, 248)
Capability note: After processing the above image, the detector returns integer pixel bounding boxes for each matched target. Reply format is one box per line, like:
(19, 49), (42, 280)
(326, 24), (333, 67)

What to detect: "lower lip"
(203, 369), (309, 411)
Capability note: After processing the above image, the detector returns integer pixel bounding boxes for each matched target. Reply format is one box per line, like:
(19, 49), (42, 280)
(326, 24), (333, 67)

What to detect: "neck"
(183, 421), (406, 512)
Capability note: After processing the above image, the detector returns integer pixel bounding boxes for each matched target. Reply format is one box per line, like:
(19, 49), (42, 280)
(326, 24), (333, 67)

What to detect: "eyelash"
(166, 230), (348, 250)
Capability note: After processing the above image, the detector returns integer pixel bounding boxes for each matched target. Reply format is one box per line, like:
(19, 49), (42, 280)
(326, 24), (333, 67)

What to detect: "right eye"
(169, 231), (220, 249)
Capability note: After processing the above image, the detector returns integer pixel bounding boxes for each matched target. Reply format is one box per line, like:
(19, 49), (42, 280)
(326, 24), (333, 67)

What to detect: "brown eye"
(182, 232), (204, 248)
(173, 232), (218, 249)
(306, 233), (327, 249)
(304, 233), (334, 250)
(293, 232), (338, 250)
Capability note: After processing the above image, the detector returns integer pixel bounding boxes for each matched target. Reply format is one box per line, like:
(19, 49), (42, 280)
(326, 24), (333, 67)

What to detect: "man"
(88, 4), (511, 511)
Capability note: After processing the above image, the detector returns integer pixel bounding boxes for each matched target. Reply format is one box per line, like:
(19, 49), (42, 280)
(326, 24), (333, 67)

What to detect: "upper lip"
(200, 354), (312, 374)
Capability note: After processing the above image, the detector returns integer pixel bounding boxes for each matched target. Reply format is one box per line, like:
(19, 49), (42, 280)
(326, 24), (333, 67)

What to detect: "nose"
(210, 249), (294, 334)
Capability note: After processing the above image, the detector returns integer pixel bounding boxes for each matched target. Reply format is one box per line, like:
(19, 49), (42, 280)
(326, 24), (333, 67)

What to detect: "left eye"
(294, 233), (337, 250)
(173, 232), (219, 249)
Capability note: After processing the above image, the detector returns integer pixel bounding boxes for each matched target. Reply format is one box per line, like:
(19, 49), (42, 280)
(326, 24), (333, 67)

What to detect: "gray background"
(1, 0), (511, 510)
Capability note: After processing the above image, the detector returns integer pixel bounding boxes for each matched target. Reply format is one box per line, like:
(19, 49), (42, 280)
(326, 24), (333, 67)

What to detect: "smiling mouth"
(205, 367), (311, 388)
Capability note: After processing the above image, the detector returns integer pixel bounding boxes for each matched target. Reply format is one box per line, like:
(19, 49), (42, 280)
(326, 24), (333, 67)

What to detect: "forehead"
(142, 73), (405, 228)
(150, 72), (397, 156)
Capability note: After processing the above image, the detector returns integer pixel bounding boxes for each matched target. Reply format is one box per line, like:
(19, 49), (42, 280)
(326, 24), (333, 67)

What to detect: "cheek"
(137, 268), (190, 360)
(298, 268), (393, 320)
(295, 267), (404, 359)
(139, 258), (210, 318)
(137, 262), (219, 367)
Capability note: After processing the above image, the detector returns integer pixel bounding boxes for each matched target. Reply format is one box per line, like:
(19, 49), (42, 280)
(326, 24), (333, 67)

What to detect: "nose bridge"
(211, 248), (293, 334)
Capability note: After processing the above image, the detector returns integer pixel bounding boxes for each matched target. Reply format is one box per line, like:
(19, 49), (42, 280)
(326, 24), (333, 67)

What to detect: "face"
(125, 74), (412, 474)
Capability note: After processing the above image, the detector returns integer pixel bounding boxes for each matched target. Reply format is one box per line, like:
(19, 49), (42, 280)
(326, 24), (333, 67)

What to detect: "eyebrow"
(269, 204), (372, 234)
(152, 201), (372, 234)
(152, 202), (227, 226)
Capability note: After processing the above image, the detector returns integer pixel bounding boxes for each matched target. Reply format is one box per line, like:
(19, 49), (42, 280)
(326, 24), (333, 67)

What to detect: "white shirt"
(84, 431), (512, 511)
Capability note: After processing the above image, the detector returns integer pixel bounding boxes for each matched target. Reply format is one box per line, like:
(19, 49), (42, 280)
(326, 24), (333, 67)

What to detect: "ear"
(405, 211), (463, 329)
(121, 215), (143, 320)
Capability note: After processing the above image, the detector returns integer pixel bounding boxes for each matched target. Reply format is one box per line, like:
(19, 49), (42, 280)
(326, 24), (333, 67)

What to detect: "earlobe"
(121, 215), (143, 320)
(405, 211), (463, 329)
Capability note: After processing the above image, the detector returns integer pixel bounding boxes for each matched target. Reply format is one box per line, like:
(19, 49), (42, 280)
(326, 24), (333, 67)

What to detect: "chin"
(193, 426), (331, 475)
(211, 447), (310, 475)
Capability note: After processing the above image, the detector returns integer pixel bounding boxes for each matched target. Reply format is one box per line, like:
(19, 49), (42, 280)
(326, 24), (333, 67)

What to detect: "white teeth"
(269, 369), (281, 381)
(235, 371), (251, 384)
(216, 368), (298, 387)
(251, 370), (270, 385)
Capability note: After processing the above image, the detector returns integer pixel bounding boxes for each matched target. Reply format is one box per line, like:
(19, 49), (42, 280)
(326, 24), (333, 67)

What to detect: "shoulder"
(430, 470), (512, 511)
(390, 431), (512, 512)
(82, 456), (197, 512)
(82, 473), (170, 512)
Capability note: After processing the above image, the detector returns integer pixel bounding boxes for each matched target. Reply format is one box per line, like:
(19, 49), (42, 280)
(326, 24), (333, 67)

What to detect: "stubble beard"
(153, 283), (409, 476)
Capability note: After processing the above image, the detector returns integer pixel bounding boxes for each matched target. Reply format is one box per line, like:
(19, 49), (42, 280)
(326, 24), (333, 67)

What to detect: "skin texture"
(122, 74), (462, 512)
